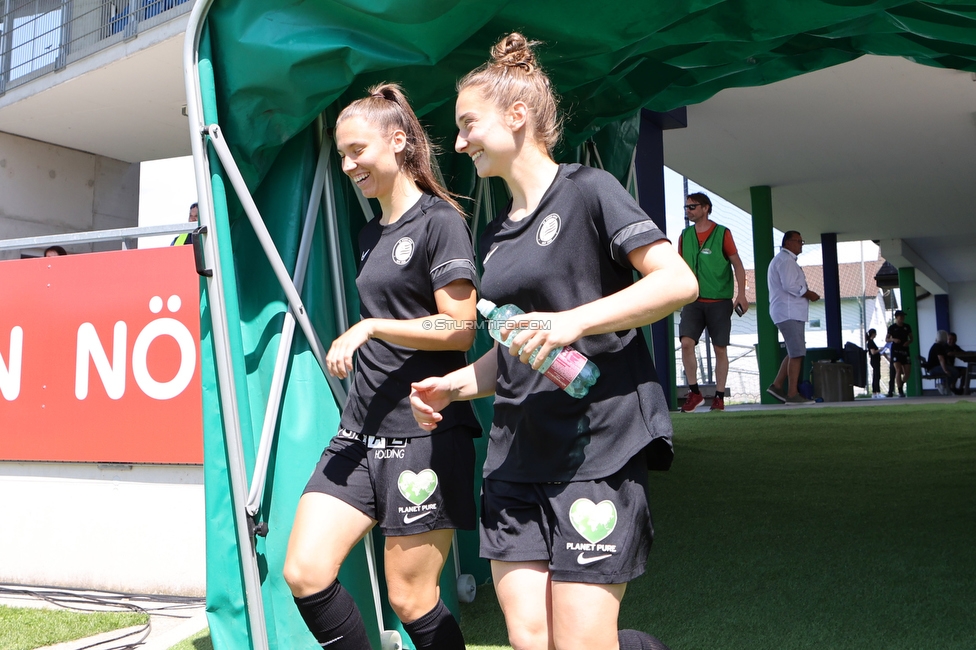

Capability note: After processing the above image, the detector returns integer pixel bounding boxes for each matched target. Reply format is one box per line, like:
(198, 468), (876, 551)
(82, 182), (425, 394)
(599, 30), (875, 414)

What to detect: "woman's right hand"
(410, 376), (456, 431)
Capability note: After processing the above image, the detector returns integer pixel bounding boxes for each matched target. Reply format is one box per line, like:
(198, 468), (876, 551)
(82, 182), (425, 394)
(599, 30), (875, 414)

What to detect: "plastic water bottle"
(477, 299), (600, 398)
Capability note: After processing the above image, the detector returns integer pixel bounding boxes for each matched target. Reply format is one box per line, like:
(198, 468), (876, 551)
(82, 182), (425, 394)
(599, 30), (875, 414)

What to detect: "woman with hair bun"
(410, 34), (697, 650)
(284, 83), (480, 650)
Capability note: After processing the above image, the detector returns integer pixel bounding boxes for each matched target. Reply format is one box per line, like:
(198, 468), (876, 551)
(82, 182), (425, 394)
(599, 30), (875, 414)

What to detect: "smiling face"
(455, 87), (521, 178)
(336, 115), (405, 200)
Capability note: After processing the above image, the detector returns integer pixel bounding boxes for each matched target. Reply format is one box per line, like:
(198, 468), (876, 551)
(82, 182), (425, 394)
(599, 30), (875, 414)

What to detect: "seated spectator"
(946, 332), (967, 367)
(44, 245), (67, 257)
(924, 330), (960, 395)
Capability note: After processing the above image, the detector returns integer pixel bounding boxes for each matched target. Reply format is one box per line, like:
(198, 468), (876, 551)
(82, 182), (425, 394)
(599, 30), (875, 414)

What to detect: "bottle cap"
(476, 299), (497, 317)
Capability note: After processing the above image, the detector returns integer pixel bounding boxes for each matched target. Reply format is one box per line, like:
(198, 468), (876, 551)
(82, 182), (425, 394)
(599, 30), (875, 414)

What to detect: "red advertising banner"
(0, 246), (204, 464)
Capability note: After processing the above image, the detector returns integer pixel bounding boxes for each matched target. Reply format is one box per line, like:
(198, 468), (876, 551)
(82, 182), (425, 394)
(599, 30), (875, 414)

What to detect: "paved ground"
(0, 584), (207, 650)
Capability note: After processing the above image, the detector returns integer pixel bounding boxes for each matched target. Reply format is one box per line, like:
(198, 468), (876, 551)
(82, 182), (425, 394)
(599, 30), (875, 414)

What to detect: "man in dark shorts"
(677, 192), (748, 412)
(886, 310), (912, 397)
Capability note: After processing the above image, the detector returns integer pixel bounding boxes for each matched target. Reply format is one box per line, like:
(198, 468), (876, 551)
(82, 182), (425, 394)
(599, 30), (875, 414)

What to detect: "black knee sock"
(690, 383), (701, 394)
(402, 599), (465, 650)
(619, 629), (671, 650)
(293, 580), (371, 649)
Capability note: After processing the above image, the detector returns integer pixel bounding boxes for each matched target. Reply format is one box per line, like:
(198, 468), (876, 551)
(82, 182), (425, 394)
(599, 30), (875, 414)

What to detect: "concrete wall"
(948, 281), (976, 351)
(0, 131), (139, 259)
(0, 463), (205, 596)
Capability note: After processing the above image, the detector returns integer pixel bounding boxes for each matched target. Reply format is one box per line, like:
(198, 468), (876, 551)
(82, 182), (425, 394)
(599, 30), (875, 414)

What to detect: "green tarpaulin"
(190, 2), (976, 648)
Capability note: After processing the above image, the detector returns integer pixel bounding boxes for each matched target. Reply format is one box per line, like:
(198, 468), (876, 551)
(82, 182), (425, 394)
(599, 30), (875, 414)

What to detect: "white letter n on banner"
(76, 322), (127, 400)
(1, 326), (23, 401)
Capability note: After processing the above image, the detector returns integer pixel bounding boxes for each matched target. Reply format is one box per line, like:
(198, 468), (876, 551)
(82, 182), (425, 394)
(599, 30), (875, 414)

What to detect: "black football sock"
(401, 599), (465, 650)
(293, 580), (371, 649)
(618, 628), (672, 650)
(716, 391), (725, 398)
(690, 383), (701, 394)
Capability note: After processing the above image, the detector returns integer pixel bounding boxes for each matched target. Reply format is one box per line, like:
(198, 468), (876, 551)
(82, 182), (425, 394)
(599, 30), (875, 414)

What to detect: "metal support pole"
(898, 267), (922, 397)
(320, 129), (350, 336)
(183, 2), (268, 647)
(635, 110), (676, 408)
(934, 294), (950, 333)
(244, 134), (330, 517)
(751, 186), (781, 403)
(821, 232), (842, 352)
(206, 124), (345, 404)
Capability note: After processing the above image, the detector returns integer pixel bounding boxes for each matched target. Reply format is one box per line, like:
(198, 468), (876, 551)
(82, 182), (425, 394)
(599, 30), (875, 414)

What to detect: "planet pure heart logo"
(398, 469), (438, 506)
(569, 498), (617, 544)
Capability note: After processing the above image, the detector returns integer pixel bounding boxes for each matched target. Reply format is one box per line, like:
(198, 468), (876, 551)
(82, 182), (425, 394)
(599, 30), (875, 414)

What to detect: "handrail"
(0, 222), (195, 252)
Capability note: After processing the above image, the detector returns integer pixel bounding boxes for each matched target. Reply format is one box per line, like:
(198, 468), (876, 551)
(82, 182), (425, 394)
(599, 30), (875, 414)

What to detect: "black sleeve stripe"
(430, 259), (478, 291)
(609, 221), (664, 266)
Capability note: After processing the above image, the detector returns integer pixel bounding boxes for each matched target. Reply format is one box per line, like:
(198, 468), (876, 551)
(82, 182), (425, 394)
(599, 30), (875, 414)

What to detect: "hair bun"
(490, 33), (538, 72)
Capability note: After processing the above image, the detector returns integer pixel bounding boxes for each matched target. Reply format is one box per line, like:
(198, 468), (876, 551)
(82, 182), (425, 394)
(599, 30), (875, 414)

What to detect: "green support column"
(898, 267), (922, 396)
(751, 186), (780, 404)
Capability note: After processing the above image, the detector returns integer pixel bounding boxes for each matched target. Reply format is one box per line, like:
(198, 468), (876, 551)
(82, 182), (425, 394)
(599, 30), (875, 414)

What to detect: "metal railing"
(0, 0), (191, 95)
(0, 222), (195, 253)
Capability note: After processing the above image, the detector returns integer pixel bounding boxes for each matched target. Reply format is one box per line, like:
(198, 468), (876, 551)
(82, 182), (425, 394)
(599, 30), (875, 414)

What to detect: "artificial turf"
(459, 402), (976, 650)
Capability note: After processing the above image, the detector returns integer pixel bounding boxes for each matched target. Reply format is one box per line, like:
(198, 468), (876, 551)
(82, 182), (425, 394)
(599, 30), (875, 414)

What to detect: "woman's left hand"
(326, 320), (373, 379)
(501, 311), (584, 370)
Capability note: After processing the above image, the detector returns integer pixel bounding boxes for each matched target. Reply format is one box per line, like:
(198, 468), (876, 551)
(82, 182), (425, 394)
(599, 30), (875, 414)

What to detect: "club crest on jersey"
(392, 237), (415, 265)
(536, 213), (561, 246)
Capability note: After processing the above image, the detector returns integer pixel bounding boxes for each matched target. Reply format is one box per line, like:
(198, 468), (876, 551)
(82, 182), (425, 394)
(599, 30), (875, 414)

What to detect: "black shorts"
(303, 428), (477, 537)
(679, 299), (734, 347)
(480, 452), (652, 584)
(890, 349), (911, 365)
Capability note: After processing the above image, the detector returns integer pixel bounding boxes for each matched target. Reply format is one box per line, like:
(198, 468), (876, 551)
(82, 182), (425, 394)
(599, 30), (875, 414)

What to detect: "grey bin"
(812, 361), (855, 402)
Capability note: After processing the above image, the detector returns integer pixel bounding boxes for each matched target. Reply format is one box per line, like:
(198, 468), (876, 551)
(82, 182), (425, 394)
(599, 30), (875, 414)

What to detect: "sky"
(137, 156), (198, 248)
(138, 155), (880, 269)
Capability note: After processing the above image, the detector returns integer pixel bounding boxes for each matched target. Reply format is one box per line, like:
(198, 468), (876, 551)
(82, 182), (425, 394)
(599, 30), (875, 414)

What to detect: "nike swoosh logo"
(577, 552), (613, 565)
(361, 249), (370, 261)
(403, 511), (433, 524)
(483, 245), (499, 264)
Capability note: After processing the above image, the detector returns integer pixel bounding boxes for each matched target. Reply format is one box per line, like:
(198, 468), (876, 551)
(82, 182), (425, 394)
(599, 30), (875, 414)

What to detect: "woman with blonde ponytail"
(410, 34), (697, 650)
(284, 83), (479, 650)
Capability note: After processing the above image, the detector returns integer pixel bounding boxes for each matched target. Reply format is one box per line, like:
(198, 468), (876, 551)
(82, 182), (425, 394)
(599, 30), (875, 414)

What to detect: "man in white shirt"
(766, 231), (820, 404)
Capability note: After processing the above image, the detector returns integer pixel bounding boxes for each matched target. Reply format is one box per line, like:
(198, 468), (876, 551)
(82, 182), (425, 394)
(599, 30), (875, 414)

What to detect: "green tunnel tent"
(182, 2), (976, 649)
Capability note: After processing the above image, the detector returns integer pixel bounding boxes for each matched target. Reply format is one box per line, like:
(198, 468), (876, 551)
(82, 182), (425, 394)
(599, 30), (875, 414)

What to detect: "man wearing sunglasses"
(767, 231), (819, 404)
(677, 192), (748, 412)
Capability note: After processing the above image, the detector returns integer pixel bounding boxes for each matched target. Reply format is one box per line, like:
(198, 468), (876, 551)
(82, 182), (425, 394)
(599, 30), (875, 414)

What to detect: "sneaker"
(766, 384), (787, 403)
(710, 395), (725, 411)
(681, 391), (704, 412)
(886, 392), (894, 398)
(785, 394), (815, 405)
(899, 391), (906, 398)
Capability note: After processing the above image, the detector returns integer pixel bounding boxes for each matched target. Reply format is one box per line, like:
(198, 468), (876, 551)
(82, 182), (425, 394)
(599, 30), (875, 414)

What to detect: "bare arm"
(326, 279), (476, 379)
(505, 239), (699, 368)
(729, 251), (749, 313)
(410, 346), (498, 431)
